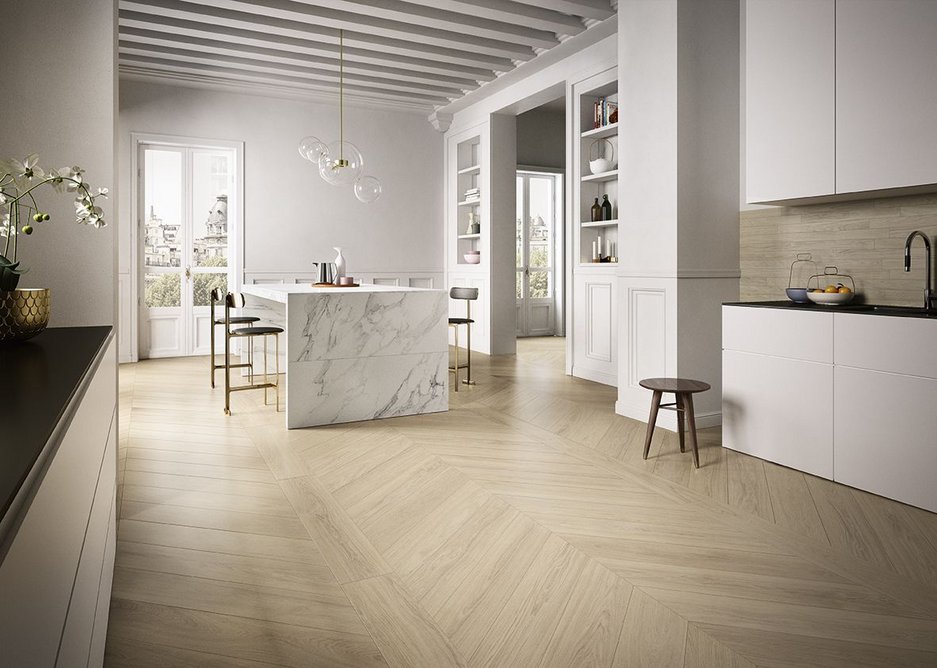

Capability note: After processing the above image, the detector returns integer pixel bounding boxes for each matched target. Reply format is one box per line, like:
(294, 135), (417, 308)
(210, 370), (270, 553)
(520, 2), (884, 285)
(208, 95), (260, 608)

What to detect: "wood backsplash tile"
(740, 193), (937, 306)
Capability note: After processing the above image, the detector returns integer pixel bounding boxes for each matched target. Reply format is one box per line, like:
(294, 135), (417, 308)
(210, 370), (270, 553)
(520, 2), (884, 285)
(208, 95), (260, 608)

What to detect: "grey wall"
(0, 0), (116, 326)
(119, 80), (443, 277)
(516, 107), (565, 170)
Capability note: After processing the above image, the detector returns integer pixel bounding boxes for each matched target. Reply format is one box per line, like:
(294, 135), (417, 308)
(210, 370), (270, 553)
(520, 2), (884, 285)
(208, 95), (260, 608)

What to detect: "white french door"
(139, 142), (238, 358)
(516, 171), (561, 337)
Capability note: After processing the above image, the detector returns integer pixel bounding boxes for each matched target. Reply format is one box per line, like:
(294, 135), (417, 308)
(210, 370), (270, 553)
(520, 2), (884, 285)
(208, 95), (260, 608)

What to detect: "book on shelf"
(593, 98), (619, 129)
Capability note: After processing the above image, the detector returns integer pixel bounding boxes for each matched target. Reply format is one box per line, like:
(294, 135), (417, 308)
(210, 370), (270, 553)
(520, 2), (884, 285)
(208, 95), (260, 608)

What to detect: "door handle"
(185, 266), (191, 280)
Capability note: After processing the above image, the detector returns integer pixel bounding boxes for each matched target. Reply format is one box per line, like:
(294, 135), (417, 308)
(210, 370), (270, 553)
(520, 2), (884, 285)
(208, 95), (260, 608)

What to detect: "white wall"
(0, 0), (116, 327)
(517, 108), (565, 169)
(119, 80), (443, 279)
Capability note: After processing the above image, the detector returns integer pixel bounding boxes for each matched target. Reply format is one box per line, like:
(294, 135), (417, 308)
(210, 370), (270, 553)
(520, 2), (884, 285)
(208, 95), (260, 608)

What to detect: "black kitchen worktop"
(724, 301), (937, 319)
(0, 326), (112, 529)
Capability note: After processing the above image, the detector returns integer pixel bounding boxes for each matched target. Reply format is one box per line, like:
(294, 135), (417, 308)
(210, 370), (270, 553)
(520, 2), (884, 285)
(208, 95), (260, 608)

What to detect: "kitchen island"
(240, 283), (448, 428)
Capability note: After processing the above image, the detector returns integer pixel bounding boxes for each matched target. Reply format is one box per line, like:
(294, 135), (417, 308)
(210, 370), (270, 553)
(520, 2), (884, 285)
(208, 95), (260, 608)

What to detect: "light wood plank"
(279, 474), (391, 583)
(343, 574), (467, 668)
(614, 588), (689, 667)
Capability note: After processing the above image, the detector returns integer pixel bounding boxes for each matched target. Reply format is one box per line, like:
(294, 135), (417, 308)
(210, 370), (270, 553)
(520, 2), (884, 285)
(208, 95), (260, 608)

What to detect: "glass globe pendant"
(298, 136), (328, 162)
(354, 175), (382, 203)
(318, 140), (363, 186)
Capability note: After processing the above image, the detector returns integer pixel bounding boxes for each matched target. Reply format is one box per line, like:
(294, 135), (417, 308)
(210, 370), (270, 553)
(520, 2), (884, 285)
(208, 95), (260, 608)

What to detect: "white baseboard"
(571, 365), (617, 388)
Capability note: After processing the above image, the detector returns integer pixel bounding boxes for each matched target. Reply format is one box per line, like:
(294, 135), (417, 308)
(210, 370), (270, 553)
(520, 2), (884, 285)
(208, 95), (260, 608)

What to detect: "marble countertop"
(242, 283), (443, 304)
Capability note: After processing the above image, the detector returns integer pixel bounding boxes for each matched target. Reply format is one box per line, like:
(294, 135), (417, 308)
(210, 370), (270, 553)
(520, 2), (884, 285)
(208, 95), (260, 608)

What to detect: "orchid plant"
(0, 153), (107, 291)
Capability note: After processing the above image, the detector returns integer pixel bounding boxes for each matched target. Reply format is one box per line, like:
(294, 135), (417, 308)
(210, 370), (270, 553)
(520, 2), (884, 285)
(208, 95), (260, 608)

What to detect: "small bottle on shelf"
(591, 197), (602, 222)
(601, 194), (612, 221)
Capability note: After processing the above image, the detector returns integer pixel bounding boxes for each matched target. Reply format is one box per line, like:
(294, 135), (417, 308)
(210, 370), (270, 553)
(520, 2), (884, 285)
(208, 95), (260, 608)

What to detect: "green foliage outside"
(145, 255), (227, 308)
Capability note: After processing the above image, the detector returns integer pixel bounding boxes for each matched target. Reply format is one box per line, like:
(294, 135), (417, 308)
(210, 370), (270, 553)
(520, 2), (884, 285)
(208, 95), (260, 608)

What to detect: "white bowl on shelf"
(589, 158), (613, 174)
(806, 290), (855, 305)
(463, 253), (481, 264)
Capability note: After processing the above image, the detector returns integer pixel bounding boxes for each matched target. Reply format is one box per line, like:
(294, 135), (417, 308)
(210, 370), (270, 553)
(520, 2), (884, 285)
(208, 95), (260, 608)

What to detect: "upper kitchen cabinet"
(745, 0), (937, 204)
(836, 0), (937, 194)
(745, 0), (835, 203)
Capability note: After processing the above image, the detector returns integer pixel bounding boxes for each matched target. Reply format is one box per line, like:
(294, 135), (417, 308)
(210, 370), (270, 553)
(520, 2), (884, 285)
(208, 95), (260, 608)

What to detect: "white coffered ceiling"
(117, 0), (616, 113)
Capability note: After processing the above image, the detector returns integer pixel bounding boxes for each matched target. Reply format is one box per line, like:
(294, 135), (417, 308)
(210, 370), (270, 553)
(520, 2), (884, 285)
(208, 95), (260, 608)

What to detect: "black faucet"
(904, 230), (933, 310)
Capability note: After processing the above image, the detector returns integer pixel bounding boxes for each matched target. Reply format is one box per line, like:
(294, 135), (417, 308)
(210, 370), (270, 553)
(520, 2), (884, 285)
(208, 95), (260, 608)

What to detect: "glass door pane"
(143, 149), (184, 309)
(528, 175), (553, 299)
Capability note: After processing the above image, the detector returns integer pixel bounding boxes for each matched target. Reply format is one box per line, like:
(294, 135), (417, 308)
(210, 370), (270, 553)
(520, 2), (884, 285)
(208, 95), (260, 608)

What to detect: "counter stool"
(448, 287), (478, 391)
(222, 292), (283, 416)
(210, 287), (259, 388)
(640, 377), (710, 468)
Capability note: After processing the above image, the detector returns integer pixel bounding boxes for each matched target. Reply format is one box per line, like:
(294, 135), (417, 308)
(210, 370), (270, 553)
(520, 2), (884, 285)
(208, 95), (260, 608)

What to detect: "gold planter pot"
(0, 288), (51, 344)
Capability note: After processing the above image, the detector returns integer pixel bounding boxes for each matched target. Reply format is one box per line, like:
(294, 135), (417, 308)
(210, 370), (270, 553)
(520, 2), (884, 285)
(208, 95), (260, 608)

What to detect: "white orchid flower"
(10, 154), (43, 181)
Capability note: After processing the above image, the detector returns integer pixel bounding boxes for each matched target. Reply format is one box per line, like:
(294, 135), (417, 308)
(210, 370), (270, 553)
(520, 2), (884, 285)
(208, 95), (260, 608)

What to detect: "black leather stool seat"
(214, 316), (261, 325)
(231, 326), (283, 337)
(448, 317), (475, 325)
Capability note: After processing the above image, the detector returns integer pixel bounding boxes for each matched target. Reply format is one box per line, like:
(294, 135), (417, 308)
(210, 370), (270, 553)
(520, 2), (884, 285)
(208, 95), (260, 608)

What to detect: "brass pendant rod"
(339, 29), (344, 164)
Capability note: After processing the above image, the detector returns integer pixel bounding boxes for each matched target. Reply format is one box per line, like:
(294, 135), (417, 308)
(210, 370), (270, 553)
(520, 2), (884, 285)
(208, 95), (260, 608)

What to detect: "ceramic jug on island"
(334, 247), (346, 282)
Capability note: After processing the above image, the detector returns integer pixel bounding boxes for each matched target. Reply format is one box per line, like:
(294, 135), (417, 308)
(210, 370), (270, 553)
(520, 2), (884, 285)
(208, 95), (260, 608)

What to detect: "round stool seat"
(214, 316), (261, 325)
(231, 326), (283, 336)
(639, 377), (710, 394)
(448, 317), (475, 325)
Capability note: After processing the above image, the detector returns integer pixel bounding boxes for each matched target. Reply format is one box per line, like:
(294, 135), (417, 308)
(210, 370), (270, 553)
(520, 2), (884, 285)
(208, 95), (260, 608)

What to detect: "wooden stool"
(639, 377), (710, 468)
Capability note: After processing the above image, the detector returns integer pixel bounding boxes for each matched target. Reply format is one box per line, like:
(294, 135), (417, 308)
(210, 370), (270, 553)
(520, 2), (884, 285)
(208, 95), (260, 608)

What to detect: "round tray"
(312, 282), (360, 288)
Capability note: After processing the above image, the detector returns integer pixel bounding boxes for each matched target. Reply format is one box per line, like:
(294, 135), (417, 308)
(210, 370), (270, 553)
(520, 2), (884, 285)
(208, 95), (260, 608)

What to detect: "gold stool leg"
(453, 325), (460, 392)
(224, 333), (232, 416)
(463, 321), (475, 386)
(263, 335), (269, 405)
(210, 321), (216, 388)
(275, 333), (280, 412)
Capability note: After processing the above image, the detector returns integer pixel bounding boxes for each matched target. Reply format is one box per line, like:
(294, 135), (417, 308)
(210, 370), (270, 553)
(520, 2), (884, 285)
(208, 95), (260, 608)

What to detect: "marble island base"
(241, 283), (448, 429)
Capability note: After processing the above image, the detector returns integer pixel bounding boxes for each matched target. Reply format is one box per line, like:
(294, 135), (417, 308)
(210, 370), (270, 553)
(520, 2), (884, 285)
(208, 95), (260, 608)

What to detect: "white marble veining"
(287, 353), (448, 429)
(290, 291), (448, 362)
(240, 283), (448, 428)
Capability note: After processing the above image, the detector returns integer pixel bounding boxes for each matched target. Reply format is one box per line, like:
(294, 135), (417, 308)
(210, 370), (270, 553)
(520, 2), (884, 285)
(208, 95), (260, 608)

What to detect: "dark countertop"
(0, 326), (112, 530)
(723, 301), (937, 319)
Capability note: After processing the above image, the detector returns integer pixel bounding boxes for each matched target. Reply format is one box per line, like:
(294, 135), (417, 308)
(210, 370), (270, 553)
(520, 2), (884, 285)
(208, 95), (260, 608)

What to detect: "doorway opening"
(136, 139), (242, 359)
(516, 169), (562, 337)
(513, 93), (567, 350)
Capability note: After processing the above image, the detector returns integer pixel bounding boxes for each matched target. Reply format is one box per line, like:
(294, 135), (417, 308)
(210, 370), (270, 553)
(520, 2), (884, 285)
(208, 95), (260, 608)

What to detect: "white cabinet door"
(723, 306), (833, 363)
(723, 349), (834, 479)
(836, 0), (937, 193)
(835, 366), (937, 512)
(745, 0), (835, 203)
(572, 275), (617, 387)
(834, 313), (937, 379)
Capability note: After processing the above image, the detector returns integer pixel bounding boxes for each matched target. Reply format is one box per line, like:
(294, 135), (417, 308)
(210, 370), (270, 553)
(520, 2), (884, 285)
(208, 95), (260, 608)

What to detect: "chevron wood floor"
(107, 337), (937, 667)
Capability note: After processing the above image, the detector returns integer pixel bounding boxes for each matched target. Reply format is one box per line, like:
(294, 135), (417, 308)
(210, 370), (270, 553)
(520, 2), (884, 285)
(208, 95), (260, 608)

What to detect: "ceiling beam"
(120, 0), (519, 71)
(510, 0), (613, 21)
(287, 0), (563, 48)
(118, 53), (451, 105)
(399, 0), (587, 36)
(141, 0), (541, 60)
(118, 43), (463, 98)
(120, 27), (481, 91)
(119, 11), (497, 82)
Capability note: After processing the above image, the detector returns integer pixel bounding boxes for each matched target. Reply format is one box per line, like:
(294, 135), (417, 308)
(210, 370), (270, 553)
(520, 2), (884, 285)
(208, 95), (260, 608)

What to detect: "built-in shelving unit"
(576, 78), (618, 266)
(569, 66), (619, 388)
(455, 136), (482, 266)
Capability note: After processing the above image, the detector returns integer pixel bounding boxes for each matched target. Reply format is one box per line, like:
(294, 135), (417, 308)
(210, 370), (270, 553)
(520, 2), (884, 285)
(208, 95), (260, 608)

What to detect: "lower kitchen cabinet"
(723, 349), (833, 479)
(835, 365), (937, 513)
(724, 305), (937, 512)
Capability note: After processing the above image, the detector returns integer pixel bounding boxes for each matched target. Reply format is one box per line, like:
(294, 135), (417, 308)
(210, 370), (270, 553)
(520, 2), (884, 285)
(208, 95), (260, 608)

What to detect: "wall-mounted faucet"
(904, 230), (933, 310)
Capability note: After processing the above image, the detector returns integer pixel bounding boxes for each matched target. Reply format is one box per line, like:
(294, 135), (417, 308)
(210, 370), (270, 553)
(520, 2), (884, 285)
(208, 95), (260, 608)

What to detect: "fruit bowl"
(806, 290), (855, 305)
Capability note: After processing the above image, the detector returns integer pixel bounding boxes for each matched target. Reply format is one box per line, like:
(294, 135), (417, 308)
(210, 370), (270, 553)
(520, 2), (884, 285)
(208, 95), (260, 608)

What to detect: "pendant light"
(298, 29), (382, 203)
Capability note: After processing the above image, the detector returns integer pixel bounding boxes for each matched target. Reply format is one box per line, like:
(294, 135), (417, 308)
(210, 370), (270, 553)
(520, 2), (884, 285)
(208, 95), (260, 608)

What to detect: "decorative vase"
(333, 247), (346, 282)
(0, 288), (51, 344)
(588, 137), (616, 174)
